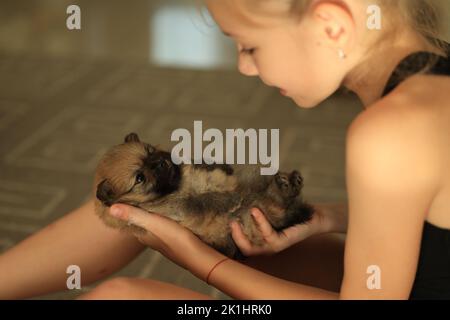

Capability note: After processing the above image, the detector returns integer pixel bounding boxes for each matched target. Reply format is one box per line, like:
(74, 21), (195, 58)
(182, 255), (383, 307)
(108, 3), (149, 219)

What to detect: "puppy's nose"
(96, 179), (115, 207)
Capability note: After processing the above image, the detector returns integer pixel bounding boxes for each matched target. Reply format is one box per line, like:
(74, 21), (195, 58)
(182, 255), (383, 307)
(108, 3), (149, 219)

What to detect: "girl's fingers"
(134, 232), (154, 246)
(110, 204), (149, 227)
(281, 223), (311, 245)
(230, 220), (255, 256)
(110, 204), (174, 237)
(133, 229), (158, 245)
(230, 220), (270, 256)
(251, 208), (277, 242)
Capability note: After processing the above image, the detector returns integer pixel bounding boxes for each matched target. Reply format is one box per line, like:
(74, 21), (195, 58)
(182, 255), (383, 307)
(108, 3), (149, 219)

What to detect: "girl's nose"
(238, 54), (259, 77)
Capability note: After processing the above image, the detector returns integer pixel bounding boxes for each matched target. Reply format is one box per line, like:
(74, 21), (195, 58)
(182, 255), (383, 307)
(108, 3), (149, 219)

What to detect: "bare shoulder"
(351, 74), (449, 131)
(346, 74), (445, 192)
(396, 73), (450, 108)
(348, 73), (449, 152)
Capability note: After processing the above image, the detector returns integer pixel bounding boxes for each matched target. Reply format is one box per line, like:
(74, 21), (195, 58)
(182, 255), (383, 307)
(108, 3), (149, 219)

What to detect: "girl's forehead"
(205, 1), (254, 39)
(206, 0), (291, 34)
(206, 0), (249, 25)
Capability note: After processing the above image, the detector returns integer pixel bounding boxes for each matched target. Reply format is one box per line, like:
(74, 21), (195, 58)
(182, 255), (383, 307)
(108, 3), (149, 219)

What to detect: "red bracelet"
(206, 257), (230, 285)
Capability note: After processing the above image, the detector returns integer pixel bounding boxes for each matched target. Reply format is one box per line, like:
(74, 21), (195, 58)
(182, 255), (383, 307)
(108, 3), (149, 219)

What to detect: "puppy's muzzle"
(96, 179), (116, 206)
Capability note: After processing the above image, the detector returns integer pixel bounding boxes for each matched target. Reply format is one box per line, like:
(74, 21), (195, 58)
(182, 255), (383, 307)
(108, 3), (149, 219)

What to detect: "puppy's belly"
(181, 213), (232, 246)
(176, 203), (265, 255)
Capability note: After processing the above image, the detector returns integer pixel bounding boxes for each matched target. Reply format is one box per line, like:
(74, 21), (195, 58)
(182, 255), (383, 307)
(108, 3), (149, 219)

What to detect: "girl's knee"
(77, 277), (144, 300)
(77, 277), (214, 300)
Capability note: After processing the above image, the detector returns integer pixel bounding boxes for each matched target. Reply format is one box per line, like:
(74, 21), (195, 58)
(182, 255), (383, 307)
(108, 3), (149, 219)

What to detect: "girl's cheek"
(255, 56), (280, 82)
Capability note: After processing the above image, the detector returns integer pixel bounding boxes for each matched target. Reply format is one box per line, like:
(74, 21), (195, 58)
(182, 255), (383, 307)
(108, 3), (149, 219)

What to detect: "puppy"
(93, 133), (315, 259)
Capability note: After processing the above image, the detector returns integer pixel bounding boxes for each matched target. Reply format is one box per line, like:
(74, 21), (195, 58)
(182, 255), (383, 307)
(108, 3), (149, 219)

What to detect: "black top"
(380, 43), (450, 300)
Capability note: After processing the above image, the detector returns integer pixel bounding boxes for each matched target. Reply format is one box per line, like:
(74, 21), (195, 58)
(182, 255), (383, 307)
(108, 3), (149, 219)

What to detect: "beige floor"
(0, 0), (364, 299)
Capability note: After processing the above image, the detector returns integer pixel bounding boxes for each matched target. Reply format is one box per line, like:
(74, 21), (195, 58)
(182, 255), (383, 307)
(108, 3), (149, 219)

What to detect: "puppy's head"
(94, 133), (181, 207)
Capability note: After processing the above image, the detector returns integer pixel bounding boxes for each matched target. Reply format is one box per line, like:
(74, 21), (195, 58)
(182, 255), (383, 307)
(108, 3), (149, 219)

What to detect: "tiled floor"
(0, 0), (237, 69)
(0, 0), (366, 299)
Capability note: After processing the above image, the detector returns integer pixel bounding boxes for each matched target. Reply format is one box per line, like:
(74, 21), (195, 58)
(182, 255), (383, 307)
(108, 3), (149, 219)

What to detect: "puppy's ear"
(96, 179), (116, 207)
(145, 143), (155, 154)
(124, 133), (140, 143)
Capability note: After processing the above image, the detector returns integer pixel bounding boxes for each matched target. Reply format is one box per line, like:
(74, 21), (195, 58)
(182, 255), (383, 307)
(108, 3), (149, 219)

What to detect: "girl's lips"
(280, 89), (288, 96)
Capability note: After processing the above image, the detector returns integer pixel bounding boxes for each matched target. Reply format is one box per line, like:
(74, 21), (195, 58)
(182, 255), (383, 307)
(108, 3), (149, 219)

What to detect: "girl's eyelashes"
(236, 43), (256, 55)
(240, 47), (256, 55)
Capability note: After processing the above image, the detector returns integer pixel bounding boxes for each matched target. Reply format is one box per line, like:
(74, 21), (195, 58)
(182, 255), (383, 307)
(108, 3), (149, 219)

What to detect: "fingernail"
(251, 209), (257, 217)
(110, 206), (123, 218)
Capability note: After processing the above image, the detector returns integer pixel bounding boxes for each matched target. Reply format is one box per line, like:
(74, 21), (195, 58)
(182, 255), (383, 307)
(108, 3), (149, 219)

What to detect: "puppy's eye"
(135, 173), (146, 184)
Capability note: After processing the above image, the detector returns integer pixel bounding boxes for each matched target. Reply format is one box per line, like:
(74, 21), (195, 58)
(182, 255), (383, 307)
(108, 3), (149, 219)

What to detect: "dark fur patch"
(96, 179), (116, 207)
(124, 132), (140, 143)
(193, 163), (234, 175)
(143, 150), (181, 196)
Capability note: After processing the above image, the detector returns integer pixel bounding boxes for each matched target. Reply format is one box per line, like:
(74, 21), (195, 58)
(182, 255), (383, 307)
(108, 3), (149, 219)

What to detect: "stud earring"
(338, 48), (347, 60)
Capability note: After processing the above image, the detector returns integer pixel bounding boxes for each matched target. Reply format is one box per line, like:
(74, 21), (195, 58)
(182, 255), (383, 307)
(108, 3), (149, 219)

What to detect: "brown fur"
(93, 133), (315, 259)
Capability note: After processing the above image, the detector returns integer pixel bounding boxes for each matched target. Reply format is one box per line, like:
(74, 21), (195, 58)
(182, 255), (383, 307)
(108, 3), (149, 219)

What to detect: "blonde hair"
(376, 0), (448, 54)
(239, 0), (449, 55)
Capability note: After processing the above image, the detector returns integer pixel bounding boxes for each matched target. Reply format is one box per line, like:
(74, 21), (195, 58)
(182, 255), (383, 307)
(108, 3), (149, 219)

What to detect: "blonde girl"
(0, 0), (449, 299)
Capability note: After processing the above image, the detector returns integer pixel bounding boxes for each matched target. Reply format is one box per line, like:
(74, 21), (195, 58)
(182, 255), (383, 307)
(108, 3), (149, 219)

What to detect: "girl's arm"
(0, 199), (146, 299)
(206, 254), (340, 299)
(340, 107), (439, 299)
(314, 202), (348, 234)
(209, 106), (439, 299)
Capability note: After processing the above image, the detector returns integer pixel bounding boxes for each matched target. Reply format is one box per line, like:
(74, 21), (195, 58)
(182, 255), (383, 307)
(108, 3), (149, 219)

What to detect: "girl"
(0, 0), (449, 299)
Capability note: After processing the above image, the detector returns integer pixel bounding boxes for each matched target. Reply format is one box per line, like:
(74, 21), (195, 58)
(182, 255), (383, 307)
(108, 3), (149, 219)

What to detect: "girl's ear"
(124, 132), (140, 143)
(310, 1), (355, 50)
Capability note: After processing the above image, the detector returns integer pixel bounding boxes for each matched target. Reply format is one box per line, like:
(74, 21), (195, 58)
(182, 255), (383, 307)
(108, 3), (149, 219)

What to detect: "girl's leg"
(0, 199), (146, 299)
(77, 277), (215, 300)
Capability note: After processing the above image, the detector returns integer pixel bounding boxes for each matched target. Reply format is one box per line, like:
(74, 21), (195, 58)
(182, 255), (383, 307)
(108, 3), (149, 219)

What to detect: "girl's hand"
(109, 204), (225, 279)
(230, 206), (331, 257)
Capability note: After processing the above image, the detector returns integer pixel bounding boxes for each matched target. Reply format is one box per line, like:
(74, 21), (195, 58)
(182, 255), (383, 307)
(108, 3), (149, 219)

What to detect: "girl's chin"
(291, 96), (320, 109)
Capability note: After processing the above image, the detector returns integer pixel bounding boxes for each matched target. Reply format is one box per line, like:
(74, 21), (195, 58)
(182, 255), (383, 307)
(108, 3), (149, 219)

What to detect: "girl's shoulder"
(349, 73), (449, 148)
(395, 73), (450, 110)
(346, 75), (445, 195)
(345, 73), (449, 229)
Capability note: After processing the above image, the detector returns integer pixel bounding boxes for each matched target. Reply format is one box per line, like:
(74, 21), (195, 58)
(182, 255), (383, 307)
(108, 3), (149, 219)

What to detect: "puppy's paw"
(275, 173), (290, 191)
(289, 171), (303, 196)
(227, 193), (243, 213)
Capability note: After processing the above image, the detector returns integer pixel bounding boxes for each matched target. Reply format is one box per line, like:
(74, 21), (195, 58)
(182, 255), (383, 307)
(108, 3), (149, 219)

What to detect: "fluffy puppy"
(93, 133), (315, 259)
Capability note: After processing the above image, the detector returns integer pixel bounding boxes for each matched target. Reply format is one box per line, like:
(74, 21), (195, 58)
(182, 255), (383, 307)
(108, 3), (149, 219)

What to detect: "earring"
(338, 48), (347, 60)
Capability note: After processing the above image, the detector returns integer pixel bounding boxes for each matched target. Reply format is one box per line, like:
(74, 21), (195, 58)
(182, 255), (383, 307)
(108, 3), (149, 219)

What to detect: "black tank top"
(379, 43), (450, 300)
